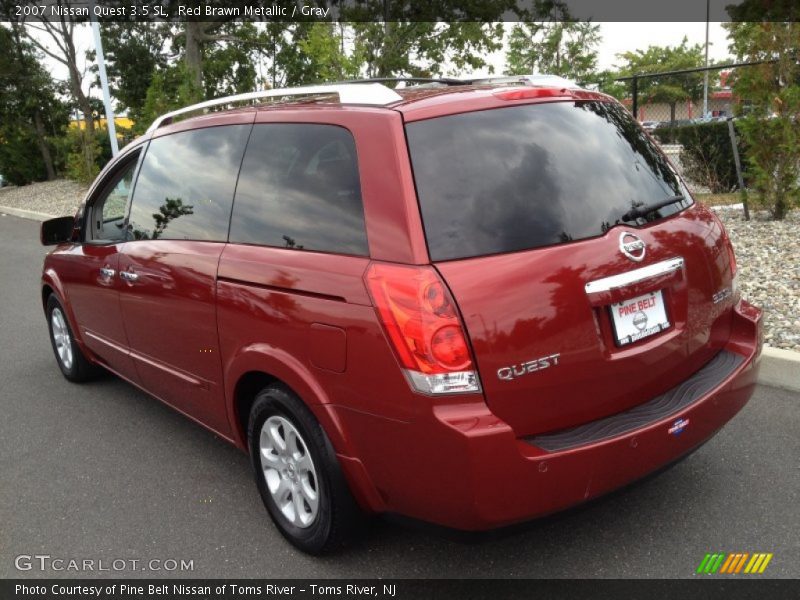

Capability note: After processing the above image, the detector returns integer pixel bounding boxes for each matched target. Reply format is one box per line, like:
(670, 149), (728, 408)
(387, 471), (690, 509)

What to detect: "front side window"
(229, 124), (369, 255)
(127, 125), (251, 241)
(86, 158), (137, 242)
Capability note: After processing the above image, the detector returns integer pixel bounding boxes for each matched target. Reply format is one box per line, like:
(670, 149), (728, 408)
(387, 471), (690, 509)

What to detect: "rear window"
(229, 124), (368, 255)
(406, 101), (691, 261)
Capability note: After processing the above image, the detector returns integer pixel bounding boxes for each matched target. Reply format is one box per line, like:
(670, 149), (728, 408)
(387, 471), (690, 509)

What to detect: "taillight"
(726, 237), (738, 278)
(712, 212), (739, 296)
(364, 263), (481, 395)
(493, 87), (568, 101)
(718, 223), (739, 294)
(726, 237), (739, 295)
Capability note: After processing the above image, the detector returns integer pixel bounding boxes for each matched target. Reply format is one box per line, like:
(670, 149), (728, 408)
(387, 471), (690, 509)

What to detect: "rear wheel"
(248, 384), (362, 554)
(46, 294), (100, 382)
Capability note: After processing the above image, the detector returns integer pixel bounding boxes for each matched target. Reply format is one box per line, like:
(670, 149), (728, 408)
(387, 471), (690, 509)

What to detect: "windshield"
(405, 100), (692, 261)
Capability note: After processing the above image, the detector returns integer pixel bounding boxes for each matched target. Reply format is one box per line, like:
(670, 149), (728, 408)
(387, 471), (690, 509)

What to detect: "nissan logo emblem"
(619, 232), (646, 262)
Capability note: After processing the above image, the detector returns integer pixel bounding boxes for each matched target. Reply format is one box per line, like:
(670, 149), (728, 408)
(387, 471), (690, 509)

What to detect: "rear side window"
(229, 124), (368, 255)
(127, 125), (250, 241)
(406, 101), (691, 261)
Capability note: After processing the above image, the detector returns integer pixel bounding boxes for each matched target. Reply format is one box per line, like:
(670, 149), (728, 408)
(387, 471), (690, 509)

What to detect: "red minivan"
(40, 80), (762, 554)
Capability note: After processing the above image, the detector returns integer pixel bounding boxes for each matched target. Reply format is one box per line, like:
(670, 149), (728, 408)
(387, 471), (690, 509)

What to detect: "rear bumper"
(337, 299), (763, 530)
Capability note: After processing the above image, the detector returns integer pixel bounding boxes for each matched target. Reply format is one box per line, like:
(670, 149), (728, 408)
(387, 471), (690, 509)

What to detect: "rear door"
(218, 121), (373, 416)
(118, 123), (252, 435)
(405, 100), (737, 437)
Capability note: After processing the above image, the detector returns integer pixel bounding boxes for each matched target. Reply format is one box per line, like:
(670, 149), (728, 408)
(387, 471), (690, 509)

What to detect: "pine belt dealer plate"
(610, 290), (670, 346)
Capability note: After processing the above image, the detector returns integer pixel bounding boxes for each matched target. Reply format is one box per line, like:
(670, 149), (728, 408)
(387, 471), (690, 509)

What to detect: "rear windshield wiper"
(622, 194), (686, 222)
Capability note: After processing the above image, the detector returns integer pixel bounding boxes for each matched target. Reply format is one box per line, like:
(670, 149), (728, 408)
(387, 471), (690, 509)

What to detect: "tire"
(46, 294), (100, 382)
(248, 383), (363, 554)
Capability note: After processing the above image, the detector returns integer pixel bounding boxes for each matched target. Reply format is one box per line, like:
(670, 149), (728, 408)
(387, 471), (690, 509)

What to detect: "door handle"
(99, 267), (116, 278)
(119, 270), (139, 282)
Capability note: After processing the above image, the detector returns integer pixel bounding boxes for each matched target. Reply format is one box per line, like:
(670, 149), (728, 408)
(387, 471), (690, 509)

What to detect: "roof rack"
(334, 77), (470, 87)
(145, 83), (404, 133)
(464, 74), (581, 89)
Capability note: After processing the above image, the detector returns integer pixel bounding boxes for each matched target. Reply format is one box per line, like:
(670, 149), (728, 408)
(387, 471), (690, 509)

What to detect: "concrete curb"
(2, 202), (799, 393)
(0, 205), (54, 222)
(758, 346), (800, 393)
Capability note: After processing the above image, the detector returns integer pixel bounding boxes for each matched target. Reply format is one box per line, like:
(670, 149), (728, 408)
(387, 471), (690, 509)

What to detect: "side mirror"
(40, 216), (77, 246)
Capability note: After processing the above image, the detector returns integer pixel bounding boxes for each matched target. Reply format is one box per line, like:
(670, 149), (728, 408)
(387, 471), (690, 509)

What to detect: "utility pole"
(702, 0), (710, 119)
(88, 0), (118, 156)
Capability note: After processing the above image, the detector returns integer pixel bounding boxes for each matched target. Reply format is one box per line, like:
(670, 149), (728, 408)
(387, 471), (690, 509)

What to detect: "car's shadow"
(33, 366), (727, 578)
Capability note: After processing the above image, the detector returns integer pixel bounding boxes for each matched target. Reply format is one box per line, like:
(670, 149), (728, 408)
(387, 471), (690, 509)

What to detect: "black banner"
(1, 0), (799, 23)
(3, 579), (800, 600)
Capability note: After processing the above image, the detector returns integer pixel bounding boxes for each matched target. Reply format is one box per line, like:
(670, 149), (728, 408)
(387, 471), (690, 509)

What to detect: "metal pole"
(89, 0), (119, 156)
(703, 0), (710, 118)
(728, 118), (749, 221)
(632, 76), (639, 120)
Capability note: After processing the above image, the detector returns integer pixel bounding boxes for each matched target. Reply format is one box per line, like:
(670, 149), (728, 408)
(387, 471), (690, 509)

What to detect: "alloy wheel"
(259, 415), (320, 528)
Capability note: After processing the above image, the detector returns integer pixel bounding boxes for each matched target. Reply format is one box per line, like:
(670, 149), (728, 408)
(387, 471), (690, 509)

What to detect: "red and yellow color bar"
(697, 552), (773, 574)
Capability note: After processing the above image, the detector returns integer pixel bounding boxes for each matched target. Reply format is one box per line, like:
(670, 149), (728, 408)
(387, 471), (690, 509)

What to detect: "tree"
(201, 22), (259, 97)
(177, 20), (263, 92)
(724, 21), (800, 219)
(247, 23), (358, 89)
(594, 69), (628, 100)
(22, 5), (95, 136)
(616, 38), (707, 124)
(136, 63), (202, 135)
(95, 22), (171, 123)
(296, 23), (362, 83)
(335, 2), (515, 79)
(349, 21), (504, 78)
(251, 22), (307, 89)
(505, 21), (600, 83)
(19, 1), (100, 178)
(0, 24), (67, 184)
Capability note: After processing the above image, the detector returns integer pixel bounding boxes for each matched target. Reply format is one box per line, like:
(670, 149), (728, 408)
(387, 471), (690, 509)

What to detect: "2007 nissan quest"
(40, 79), (762, 554)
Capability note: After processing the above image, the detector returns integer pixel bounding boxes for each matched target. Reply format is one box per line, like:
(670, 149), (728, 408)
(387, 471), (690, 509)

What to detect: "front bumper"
(336, 299), (763, 530)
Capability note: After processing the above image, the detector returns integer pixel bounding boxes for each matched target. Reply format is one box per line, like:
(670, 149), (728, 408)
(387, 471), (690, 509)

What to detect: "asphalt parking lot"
(1, 213), (798, 579)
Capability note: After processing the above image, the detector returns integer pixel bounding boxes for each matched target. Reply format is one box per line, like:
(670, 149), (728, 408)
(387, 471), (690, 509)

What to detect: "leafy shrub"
(654, 121), (746, 194)
(59, 126), (115, 185)
(0, 125), (48, 185)
(736, 114), (799, 219)
(724, 21), (800, 220)
(137, 64), (202, 135)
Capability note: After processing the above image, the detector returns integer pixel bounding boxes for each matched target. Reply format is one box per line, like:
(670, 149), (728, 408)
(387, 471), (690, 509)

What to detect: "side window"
(127, 125), (251, 241)
(87, 156), (138, 243)
(229, 124), (369, 255)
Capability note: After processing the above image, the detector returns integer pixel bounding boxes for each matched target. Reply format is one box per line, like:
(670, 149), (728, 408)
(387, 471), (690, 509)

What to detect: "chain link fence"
(590, 63), (768, 203)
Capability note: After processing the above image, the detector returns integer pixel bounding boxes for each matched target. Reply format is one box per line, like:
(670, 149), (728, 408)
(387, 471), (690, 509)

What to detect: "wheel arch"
(228, 360), (384, 513)
(41, 270), (93, 359)
(41, 283), (54, 312)
(225, 345), (354, 458)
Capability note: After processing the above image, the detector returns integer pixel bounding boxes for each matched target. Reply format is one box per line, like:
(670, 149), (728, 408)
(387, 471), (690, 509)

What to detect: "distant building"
(69, 116), (134, 132)
(624, 71), (735, 122)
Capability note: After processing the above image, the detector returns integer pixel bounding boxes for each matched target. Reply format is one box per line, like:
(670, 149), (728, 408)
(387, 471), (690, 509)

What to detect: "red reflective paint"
(41, 84), (762, 531)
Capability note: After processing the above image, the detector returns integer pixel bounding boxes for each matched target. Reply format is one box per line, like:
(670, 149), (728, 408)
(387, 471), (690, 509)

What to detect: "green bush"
(59, 126), (115, 185)
(736, 114), (800, 219)
(654, 121), (746, 194)
(0, 126), (49, 185)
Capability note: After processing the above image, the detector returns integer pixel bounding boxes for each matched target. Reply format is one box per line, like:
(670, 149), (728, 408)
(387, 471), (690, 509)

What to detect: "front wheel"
(46, 294), (100, 382)
(248, 384), (363, 554)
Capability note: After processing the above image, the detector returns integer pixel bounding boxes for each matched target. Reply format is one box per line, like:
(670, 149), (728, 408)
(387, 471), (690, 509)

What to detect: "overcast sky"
(30, 22), (733, 97)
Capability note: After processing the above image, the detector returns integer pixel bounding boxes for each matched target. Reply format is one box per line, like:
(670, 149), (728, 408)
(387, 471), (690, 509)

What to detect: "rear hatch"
(405, 98), (737, 437)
